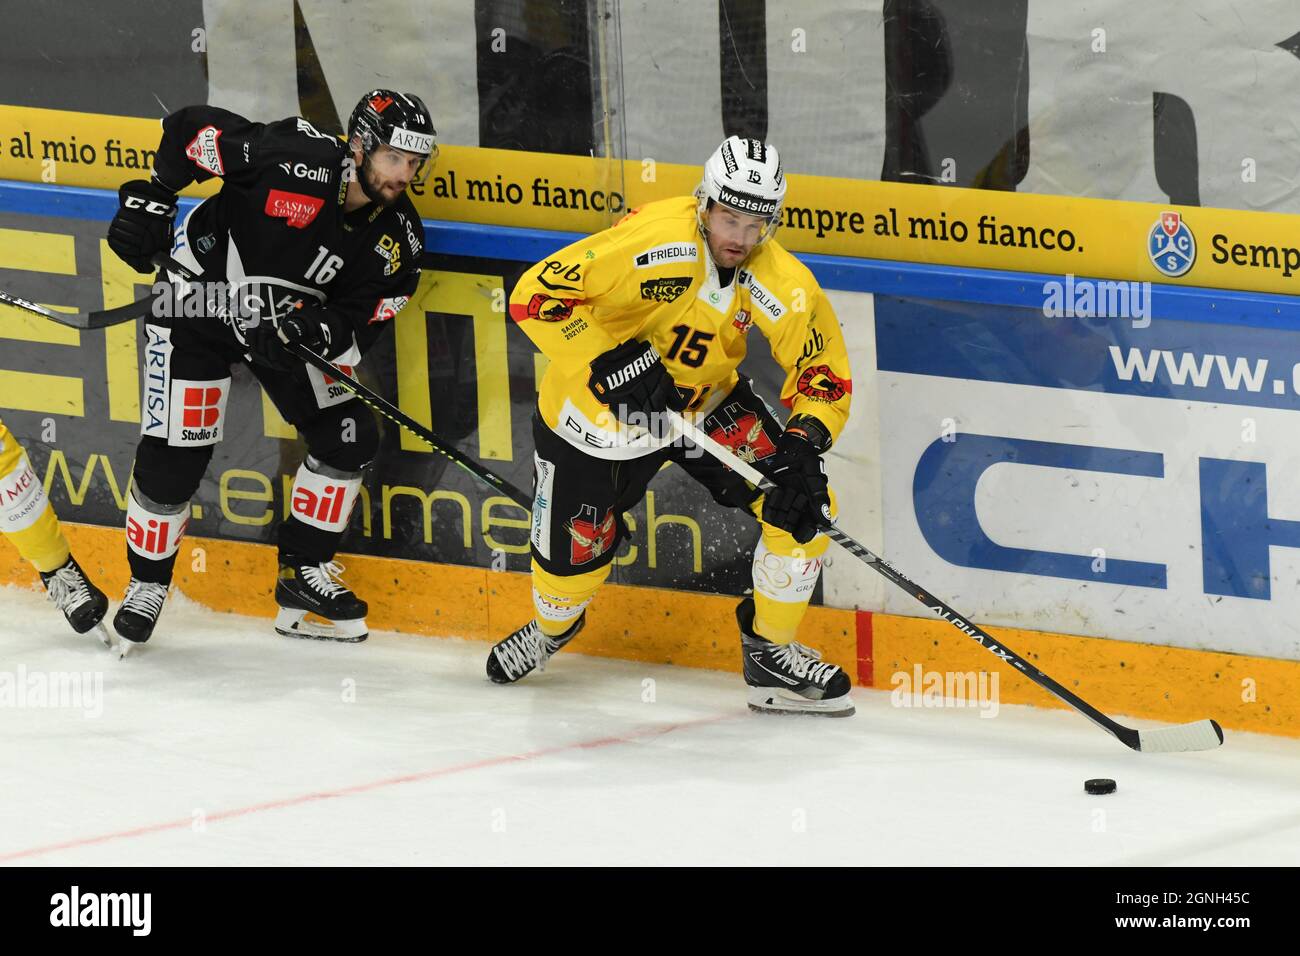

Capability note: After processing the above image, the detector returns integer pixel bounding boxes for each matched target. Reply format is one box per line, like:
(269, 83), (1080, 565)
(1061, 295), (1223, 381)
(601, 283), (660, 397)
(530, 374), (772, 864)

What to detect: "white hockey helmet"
(695, 136), (786, 245)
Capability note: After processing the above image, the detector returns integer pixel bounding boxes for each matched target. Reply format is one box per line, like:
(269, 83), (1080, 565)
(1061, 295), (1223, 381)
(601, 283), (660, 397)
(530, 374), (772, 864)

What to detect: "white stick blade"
(1138, 719), (1224, 753)
(0, 291), (62, 321)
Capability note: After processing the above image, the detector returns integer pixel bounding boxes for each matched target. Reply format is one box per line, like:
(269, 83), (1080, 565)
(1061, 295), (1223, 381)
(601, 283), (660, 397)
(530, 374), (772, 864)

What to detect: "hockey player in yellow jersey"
(0, 418), (109, 643)
(491, 136), (854, 716)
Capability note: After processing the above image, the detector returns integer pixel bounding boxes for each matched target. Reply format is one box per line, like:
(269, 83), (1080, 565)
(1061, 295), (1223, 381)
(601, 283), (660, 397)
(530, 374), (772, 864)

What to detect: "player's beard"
(358, 155), (399, 208)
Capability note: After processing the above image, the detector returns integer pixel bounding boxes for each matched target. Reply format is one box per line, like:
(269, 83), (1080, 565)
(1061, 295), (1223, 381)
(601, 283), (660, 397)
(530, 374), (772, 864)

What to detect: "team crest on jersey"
(264, 189), (324, 228)
(732, 309), (753, 334)
(524, 293), (577, 322)
(567, 505), (617, 565)
(185, 125), (224, 176)
(374, 234), (401, 275)
(707, 405), (776, 464)
(634, 243), (699, 268)
(796, 364), (850, 403)
(640, 277), (692, 303)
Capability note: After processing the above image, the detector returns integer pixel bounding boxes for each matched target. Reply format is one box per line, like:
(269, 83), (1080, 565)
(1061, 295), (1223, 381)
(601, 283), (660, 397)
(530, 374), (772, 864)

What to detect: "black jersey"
(151, 105), (422, 363)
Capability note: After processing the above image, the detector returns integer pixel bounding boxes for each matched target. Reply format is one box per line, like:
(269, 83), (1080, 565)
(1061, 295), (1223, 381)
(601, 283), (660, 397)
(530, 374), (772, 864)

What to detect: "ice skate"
(39, 555), (111, 647)
(737, 597), (853, 717)
(113, 577), (171, 657)
(487, 613), (586, 684)
(274, 557), (368, 642)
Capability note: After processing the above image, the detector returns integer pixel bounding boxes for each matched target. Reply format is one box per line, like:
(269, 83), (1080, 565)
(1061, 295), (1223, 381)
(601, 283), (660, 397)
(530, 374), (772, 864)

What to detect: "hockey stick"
(284, 341), (533, 508)
(0, 283), (157, 330)
(0, 262), (161, 330)
(668, 410), (1225, 754)
(154, 254), (531, 508)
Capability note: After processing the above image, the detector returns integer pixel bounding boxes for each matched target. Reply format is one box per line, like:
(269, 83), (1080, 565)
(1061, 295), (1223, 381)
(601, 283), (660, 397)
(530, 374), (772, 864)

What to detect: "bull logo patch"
(525, 293), (578, 322)
(796, 364), (850, 403)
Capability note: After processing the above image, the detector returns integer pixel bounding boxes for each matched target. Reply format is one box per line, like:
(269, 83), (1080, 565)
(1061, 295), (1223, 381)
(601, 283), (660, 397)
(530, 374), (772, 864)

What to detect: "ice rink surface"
(1, 582), (1297, 867)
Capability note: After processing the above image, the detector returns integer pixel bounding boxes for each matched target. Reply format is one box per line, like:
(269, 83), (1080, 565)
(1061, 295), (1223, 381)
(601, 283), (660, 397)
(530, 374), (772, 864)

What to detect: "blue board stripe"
(3, 178), (1299, 329)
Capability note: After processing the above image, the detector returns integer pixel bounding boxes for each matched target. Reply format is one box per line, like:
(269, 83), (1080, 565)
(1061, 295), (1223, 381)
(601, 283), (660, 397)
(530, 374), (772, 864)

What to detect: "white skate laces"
(300, 561), (350, 598)
(45, 565), (94, 615)
(495, 621), (561, 680)
(769, 641), (838, 686)
(273, 558), (368, 643)
(121, 579), (169, 618)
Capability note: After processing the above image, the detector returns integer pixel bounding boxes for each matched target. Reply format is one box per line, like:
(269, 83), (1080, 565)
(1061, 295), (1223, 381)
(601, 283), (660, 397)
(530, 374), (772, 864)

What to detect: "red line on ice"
(0, 713), (732, 863)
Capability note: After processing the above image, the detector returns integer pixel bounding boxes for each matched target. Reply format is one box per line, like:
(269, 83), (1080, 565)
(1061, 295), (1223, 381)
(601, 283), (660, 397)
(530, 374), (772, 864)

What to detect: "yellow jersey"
(509, 197), (852, 459)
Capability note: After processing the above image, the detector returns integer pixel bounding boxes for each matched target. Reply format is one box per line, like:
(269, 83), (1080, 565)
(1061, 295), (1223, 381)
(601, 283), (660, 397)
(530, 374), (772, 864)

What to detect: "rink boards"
(3, 523), (1298, 738)
(3, 179), (1300, 736)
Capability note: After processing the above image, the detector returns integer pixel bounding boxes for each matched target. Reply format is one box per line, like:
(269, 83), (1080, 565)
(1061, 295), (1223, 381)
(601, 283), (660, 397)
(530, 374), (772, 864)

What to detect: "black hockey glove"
(760, 428), (832, 544)
(587, 339), (688, 436)
(247, 303), (341, 371)
(107, 178), (178, 273)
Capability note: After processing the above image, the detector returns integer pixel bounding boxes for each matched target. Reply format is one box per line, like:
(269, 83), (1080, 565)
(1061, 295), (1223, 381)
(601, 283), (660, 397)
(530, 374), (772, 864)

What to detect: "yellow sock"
(0, 421), (71, 574)
(532, 560), (609, 637)
(749, 488), (836, 643)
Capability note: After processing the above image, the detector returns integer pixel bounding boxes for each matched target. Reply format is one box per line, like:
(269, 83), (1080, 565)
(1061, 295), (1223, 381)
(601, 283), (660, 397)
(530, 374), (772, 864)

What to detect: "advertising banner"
(875, 294), (1300, 660)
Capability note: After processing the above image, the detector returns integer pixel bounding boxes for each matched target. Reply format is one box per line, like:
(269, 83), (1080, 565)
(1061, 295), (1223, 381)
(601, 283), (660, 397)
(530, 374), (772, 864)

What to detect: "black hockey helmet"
(347, 89), (437, 183)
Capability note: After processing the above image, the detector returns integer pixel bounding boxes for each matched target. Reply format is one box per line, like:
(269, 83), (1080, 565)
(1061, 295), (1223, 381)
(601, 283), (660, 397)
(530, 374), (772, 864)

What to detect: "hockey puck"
(1084, 778), (1117, 795)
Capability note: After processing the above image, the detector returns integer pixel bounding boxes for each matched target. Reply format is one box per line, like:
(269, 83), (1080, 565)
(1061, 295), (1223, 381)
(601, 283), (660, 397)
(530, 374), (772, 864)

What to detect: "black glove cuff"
(150, 171), (186, 195)
(783, 414), (832, 453)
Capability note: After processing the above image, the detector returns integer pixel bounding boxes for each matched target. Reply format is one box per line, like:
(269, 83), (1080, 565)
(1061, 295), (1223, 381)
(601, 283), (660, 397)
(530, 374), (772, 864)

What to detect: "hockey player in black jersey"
(105, 90), (435, 651)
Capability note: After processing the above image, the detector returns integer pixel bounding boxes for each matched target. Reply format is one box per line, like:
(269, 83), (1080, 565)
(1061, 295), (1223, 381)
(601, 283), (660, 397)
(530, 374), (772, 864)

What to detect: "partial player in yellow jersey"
(493, 136), (854, 716)
(0, 418), (110, 643)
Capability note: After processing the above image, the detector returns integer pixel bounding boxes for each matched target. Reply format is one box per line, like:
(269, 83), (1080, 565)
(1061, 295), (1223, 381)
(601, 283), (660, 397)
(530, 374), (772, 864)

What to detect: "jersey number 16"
(306, 245), (344, 284)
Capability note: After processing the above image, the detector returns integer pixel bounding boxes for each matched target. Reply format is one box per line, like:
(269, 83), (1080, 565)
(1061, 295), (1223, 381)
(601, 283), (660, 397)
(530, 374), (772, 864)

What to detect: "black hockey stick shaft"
(669, 411), (1222, 752)
(156, 255), (532, 509)
(285, 340), (532, 508)
(0, 250), (172, 329)
(0, 274), (157, 330)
